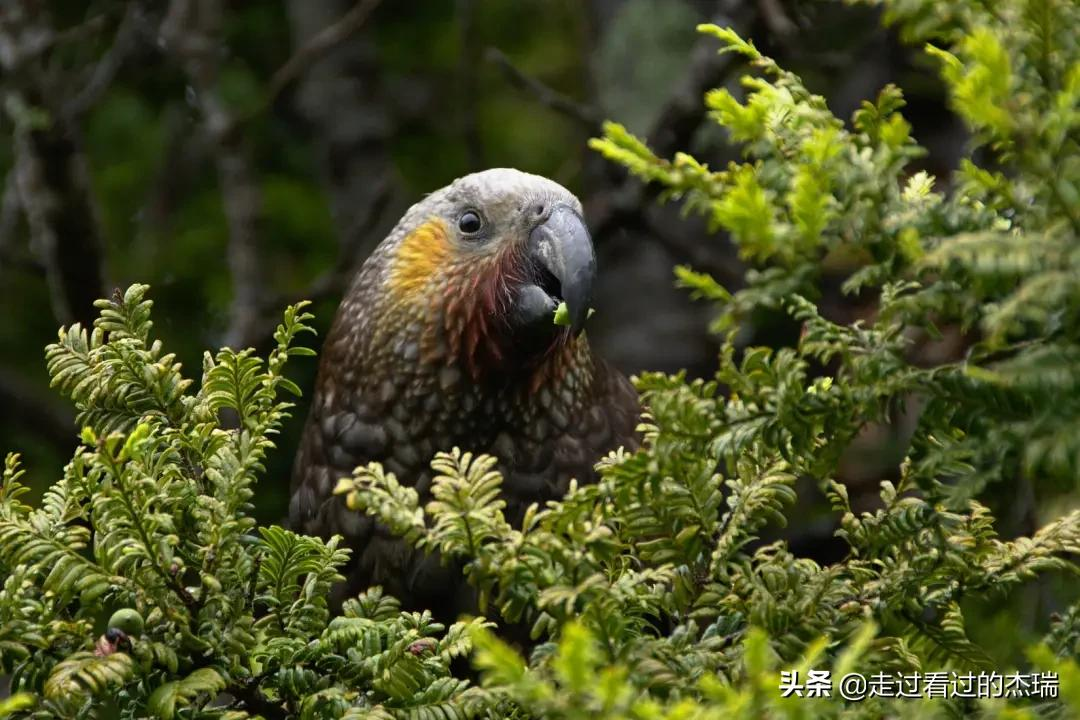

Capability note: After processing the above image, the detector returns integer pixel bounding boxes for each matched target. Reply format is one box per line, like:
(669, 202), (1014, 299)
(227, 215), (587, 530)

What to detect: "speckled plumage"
(289, 169), (640, 613)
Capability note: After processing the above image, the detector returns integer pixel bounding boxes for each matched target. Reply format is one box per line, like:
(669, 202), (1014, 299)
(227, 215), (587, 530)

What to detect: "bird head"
(371, 168), (596, 377)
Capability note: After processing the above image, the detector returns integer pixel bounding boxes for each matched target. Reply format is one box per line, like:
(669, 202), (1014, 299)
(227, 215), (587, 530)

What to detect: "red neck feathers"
(388, 217), (573, 382)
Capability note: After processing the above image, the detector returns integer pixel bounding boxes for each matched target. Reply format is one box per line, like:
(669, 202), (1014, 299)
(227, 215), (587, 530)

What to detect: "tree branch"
(300, 172), (392, 303)
(64, 2), (149, 120)
(0, 1), (108, 326)
(484, 46), (602, 129)
(10, 121), (107, 326)
(161, 0), (266, 350)
(283, 0), (403, 316)
(586, 2), (755, 239)
(266, 0), (383, 104)
(0, 4), (55, 73)
(756, 0), (797, 40)
(644, 9), (752, 158)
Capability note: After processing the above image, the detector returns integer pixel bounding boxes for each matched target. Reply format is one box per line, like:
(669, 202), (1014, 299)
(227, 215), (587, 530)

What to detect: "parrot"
(289, 168), (641, 614)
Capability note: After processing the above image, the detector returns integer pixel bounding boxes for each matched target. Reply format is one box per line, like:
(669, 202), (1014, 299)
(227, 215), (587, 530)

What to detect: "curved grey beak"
(528, 204), (596, 335)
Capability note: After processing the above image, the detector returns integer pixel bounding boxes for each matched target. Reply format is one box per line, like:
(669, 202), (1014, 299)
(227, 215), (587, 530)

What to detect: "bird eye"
(458, 210), (483, 235)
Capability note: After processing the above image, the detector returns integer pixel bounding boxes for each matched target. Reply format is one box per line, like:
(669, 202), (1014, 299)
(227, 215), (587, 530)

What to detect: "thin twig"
(11, 117), (108, 326)
(64, 2), (147, 119)
(46, 13), (108, 50)
(161, 0), (267, 350)
(484, 46), (602, 129)
(275, 0), (401, 342)
(162, 0), (390, 349)
(2, 1), (108, 326)
(756, 0), (797, 39)
(587, 3), (754, 241)
(217, 140), (266, 350)
(265, 0), (383, 103)
(644, 23), (746, 158)
(0, 4), (55, 72)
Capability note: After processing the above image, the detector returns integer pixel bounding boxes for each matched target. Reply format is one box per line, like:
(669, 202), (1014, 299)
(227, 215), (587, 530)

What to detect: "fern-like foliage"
(0, 288), (492, 719)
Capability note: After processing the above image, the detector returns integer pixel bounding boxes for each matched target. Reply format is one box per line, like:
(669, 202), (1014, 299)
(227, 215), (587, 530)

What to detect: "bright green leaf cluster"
(0, 288), (491, 719)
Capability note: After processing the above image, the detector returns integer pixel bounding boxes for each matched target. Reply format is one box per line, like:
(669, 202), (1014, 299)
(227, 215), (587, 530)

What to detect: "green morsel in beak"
(553, 302), (594, 327)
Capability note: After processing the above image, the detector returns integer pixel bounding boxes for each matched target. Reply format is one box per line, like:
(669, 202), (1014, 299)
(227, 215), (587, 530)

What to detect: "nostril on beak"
(533, 203), (546, 218)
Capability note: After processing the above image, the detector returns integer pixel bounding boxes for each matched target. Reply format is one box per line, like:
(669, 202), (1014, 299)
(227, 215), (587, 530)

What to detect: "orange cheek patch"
(389, 218), (452, 298)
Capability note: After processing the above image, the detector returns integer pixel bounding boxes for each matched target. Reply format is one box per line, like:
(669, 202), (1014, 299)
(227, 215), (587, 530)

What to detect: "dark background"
(2, 0), (991, 621)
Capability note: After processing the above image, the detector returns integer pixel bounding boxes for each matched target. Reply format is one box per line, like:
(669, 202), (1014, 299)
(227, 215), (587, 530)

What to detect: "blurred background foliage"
(13, 0), (1055, 656)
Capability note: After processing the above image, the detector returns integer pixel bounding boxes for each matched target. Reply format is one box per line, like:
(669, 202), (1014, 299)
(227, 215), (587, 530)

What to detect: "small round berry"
(107, 608), (145, 636)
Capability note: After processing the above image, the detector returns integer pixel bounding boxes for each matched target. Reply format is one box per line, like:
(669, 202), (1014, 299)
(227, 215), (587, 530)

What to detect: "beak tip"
(528, 204), (596, 338)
